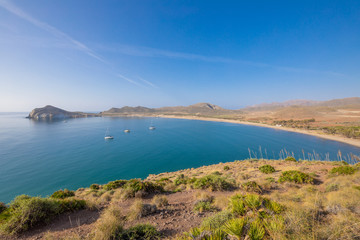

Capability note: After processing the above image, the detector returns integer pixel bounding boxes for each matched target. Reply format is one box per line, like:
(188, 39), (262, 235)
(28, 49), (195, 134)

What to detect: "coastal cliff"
(27, 105), (98, 119)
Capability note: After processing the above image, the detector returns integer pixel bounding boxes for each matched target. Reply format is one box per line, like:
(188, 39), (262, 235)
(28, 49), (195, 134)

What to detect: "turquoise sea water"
(0, 113), (359, 203)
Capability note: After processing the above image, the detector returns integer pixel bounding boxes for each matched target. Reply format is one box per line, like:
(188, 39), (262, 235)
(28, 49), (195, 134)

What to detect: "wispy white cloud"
(0, 0), (153, 89)
(137, 76), (158, 89)
(99, 44), (346, 77)
(117, 74), (144, 87)
(0, 0), (106, 63)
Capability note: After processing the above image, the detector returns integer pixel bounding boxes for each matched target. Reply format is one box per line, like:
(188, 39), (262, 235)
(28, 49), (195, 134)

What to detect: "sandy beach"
(158, 115), (360, 148)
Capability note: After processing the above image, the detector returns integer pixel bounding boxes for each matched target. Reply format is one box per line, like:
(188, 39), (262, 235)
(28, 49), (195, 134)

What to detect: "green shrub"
(90, 184), (100, 190)
(119, 224), (160, 240)
(103, 179), (164, 197)
(124, 180), (163, 195)
(241, 181), (262, 193)
(0, 195), (86, 235)
(193, 174), (235, 191)
(353, 185), (360, 191)
(330, 166), (356, 175)
(50, 189), (75, 199)
(193, 201), (215, 213)
(278, 170), (314, 184)
(0, 202), (6, 214)
(103, 180), (128, 190)
(259, 165), (276, 174)
(285, 156), (297, 162)
(224, 166), (230, 171)
(173, 174), (197, 186)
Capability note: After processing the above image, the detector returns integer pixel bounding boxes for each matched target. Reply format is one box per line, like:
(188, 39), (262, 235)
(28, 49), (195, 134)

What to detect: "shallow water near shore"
(0, 112), (359, 203)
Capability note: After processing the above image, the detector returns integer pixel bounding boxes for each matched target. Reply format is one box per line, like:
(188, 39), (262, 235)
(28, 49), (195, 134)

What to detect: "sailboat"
(104, 128), (114, 139)
(149, 119), (156, 130)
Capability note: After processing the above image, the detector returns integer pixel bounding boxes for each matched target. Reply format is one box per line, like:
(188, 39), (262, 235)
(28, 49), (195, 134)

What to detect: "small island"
(27, 105), (99, 119)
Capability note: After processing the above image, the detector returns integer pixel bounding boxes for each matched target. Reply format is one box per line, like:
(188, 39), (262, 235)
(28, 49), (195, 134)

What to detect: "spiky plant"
(248, 220), (265, 240)
(223, 217), (248, 240)
(245, 194), (261, 211)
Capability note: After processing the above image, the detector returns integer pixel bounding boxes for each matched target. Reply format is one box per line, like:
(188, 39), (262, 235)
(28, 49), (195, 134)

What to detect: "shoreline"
(158, 114), (360, 148)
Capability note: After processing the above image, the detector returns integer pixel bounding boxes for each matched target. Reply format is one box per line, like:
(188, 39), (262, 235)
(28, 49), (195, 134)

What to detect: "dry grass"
(127, 200), (157, 221)
(92, 204), (123, 240)
(151, 195), (169, 208)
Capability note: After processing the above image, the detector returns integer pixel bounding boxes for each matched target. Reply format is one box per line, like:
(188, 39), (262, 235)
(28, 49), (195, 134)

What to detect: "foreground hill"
(27, 105), (99, 119)
(1, 158), (359, 239)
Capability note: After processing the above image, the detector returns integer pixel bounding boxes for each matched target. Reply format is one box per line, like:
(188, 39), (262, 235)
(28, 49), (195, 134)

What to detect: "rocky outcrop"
(27, 105), (97, 119)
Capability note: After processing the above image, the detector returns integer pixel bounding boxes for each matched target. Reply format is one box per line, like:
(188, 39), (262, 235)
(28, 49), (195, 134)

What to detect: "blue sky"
(0, 0), (359, 111)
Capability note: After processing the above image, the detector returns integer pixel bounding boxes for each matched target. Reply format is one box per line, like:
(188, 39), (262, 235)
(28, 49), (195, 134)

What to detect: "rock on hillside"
(27, 105), (95, 119)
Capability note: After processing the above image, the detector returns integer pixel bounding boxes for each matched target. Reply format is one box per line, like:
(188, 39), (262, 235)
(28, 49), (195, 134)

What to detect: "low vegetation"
(193, 173), (235, 191)
(284, 156), (297, 162)
(182, 193), (283, 239)
(0, 195), (86, 235)
(50, 189), (75, 199)
(151, 195), (168, 208)
(240, 181), (263, 193)
(279, 170), (314, 184)
(2, 158), (360, 239)
(329, 165), (357, 175)
(322, 126), (360, 139)
(0, 202), (6, 214)
(118, 224), (161, 240)
(259, 164), (276, 174)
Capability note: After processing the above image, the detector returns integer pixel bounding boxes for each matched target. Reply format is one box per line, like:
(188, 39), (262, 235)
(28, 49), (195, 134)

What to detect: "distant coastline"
(158, 115), (360, 148)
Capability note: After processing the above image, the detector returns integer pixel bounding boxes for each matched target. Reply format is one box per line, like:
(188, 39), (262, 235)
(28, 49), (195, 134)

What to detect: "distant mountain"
(28, 105), (98, 119)
(101, 102), (234, 116)
(244, 97), (360, 111)
(316, 97), (360, 107)
(245, 100), (319, 111)
(28, 97), (360, 120)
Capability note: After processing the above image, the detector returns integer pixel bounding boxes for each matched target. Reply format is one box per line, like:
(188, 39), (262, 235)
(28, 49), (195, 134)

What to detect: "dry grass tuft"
(151, 195), (169, 208)
(92, 204), (123, 240)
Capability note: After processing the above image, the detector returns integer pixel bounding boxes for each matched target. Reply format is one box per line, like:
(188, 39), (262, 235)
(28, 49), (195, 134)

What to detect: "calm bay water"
(0, 113), (359, 203)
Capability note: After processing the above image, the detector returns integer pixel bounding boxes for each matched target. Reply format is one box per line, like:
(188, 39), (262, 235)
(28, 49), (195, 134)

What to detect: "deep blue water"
(0, 113), (359, 203)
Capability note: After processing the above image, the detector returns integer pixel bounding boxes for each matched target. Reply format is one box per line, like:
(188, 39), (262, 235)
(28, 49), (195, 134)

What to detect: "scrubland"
(1, 158), (360, 239)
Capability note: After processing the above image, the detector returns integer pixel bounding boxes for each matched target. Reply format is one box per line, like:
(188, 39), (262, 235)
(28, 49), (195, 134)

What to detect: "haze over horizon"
(0, 0), (359, 112)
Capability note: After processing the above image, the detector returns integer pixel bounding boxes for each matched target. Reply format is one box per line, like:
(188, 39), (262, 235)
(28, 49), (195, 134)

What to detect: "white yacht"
(104, 128), (114, 139)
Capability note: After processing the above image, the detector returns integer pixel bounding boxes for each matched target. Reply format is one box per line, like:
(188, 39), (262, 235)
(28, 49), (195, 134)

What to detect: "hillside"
(1, 159), (359, 239)
(245, 97), (360, 111)
(101, 102), (237, 116)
